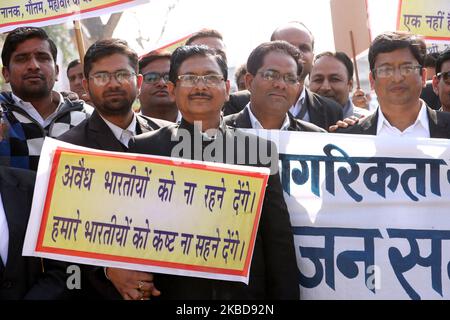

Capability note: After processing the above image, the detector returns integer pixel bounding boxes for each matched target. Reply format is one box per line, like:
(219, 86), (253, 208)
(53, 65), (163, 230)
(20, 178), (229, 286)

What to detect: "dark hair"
(169, 45), (228, 84)
(185, 29), (227, 63)
(67, 59), (81, 76)
(368, 31), (426, 75)
(424, 52), (440, 68)
(436, 48), (450, 74)
(83, 38), (138, 78)
(1, 26), (57, 67)
(138, 50), (172, 73)
(246, 41), (302, 76)
(234, 64), (247, 84)
(314, 51), (354, 81)
(270, 21), (315, 50)
(186, 29), (224, 46)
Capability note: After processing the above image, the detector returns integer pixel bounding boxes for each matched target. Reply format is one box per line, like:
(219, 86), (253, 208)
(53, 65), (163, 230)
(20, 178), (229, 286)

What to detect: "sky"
(113, 0), (337, 68)
(56, 0), (401, 91)
(108, 0), (400, 91)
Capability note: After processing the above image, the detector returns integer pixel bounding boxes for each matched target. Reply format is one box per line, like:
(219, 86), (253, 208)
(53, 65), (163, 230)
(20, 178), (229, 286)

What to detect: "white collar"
(100, 113), (137, 145)
(175, 111), (182, 123)
(376, 101), (429, 136)
(11, 91), (64, 127)
(289, 86), (306, 117)
(246, 103), (290, 130)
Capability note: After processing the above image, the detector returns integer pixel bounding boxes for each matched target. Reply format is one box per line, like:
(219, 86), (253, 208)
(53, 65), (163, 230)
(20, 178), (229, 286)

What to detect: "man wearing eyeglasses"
(432, 48), (450, 113)
(270, 22), (343, 131)
(138, 50), (180, 123)
(224, 41), (325, 133)
(222, 22), (343, 130)
(129, 45), (299, 299)
(336, 31), (450, 138)
(59, 39), (170, 300)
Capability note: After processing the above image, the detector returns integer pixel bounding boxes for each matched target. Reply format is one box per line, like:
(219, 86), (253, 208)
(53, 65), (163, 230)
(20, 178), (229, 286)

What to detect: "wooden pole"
(350, 30), (360, 89)
(73, 20), (86, 64)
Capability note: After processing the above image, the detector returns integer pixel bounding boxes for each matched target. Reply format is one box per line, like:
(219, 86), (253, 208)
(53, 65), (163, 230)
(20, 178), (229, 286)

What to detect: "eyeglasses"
(257, 70), (299, 85)
(437, 71), (450, 84)
(89, 71), (136, 86)
(177, 74), (224, 87)
(372, 65), (422, 78)
(143, 72), (170, 84)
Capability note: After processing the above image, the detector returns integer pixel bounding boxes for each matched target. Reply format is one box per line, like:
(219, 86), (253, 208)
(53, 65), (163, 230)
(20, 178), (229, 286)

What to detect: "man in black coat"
(0, 166), (68, 299)
(337, 31), (450, 138)
(223, 22), (343, 130)
(129, 45), (299, 299)
(59, 39), (170, 300)
(224, 41), (325, 133)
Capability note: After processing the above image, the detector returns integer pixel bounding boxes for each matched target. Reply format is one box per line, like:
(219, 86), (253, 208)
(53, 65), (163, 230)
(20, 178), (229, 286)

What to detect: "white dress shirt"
(0, 193), (9, 266)
(289, 87), (308, 121)
(246, 104), (290, 130)
(100, 114), (137, 147)
(12, 92), (64, 128)
(175, 111), (182, 123)
(376, 102), (430, 138)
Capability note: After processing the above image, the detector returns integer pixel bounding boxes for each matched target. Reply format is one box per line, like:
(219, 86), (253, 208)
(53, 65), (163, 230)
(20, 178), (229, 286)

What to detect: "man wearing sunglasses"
(138, 50), (180, 123)
(432, 48), (450, 113)
(336, 31), (450, 138)
(59, 39), (170, 300)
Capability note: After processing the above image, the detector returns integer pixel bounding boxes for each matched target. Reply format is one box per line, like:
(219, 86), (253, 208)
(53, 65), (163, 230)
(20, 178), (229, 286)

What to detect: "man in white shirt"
(309, 51), (372, 119)
(59, 39), (169, 300)
(336, 31), (450, 138)
(224, 41), (324, 133)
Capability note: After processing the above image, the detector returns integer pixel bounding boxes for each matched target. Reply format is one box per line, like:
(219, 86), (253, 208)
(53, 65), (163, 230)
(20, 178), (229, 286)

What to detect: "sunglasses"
(437, 71), (450, 84)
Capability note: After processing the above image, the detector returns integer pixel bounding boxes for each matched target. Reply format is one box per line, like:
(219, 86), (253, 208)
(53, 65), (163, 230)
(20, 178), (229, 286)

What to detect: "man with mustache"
(224, 41), (325, 133)
(0, 27), (93, 171)
(129, 45), (299, 299)
(59, 39), (170, 300)
(336, 31), (450, 138)
(138, 50), (180, 122)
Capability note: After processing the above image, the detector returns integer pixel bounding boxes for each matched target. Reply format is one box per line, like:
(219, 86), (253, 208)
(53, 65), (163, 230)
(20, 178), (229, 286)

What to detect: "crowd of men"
(0, 21), (450, 300)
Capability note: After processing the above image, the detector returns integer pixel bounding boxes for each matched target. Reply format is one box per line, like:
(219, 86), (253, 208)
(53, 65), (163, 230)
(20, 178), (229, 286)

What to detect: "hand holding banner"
(23, 138), (270, 284)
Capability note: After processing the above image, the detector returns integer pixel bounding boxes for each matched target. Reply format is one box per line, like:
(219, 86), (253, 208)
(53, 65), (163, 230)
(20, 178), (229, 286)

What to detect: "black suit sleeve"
(23, 259), (71, 300)
(259, 141), (300, 299)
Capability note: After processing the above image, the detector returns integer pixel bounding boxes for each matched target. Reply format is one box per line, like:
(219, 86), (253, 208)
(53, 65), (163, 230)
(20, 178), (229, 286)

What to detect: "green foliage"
(42, 24), (78, 67)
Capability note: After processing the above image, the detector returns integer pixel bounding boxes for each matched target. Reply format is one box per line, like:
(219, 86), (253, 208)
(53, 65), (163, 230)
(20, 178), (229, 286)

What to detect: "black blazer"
(58, 110), (172, 151)
(222, 89), (343, 130)
(0, 166), (68, 300)
(336, 106), (450, 138)
(302, 89), (343, 130)
(129, 119), (300, 300)
(58, 110), (172, 300)
(223, 106), (327, 132)
(420, 81), (440, 110)
(222, 90), (252, 116)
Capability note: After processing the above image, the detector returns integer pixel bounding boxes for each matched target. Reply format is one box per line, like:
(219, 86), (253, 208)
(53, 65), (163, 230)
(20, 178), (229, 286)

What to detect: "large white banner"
(252, 130), (450, 300)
